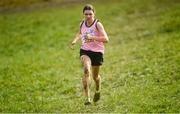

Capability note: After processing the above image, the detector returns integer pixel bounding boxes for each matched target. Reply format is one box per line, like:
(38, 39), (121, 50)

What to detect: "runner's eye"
(84, 13), (93, 16)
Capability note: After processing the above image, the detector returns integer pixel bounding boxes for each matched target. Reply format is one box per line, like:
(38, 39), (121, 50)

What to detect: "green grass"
(0, 0), (180, 112)
(0, 0), (74, 8)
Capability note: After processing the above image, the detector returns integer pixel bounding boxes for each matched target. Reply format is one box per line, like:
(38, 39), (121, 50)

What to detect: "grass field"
(0, 0), (180, 113)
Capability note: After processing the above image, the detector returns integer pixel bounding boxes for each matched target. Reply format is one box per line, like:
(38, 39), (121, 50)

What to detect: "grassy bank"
(0, 0), (180, 112)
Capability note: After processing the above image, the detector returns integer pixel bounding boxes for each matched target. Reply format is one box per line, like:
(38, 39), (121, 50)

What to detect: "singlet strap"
(80, 20), (84, 33)
(80, 20), (84, 29)
(95, 19), (99, 31)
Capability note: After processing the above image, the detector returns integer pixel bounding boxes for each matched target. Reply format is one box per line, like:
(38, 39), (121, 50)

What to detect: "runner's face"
(84, 10), (94, 21)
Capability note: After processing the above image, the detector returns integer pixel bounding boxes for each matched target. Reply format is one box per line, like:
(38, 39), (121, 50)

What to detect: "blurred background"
(0, 0), (180, 113)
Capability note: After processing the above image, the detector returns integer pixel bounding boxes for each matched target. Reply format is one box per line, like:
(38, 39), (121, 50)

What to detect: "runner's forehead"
(84, 10), (94, 14)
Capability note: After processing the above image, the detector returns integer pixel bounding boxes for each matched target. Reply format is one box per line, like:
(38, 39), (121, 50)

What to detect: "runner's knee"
(93, 74), (100, 81)
(84, 66), (90, 74)
(83, 61), (91, 75)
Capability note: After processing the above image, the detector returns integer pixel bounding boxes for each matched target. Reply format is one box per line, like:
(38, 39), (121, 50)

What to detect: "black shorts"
(80, 49), (104, 66)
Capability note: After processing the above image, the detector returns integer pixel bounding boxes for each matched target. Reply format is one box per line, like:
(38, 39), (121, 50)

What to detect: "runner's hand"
(69, 41), (76, 50)
(85, 33), (94, 43)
